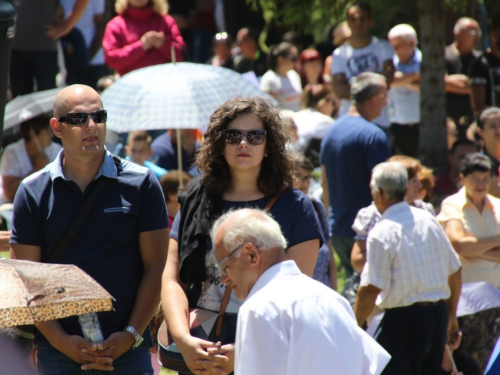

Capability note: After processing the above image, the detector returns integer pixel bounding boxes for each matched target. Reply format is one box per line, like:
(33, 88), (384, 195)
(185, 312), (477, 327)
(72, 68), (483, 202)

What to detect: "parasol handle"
(171, 45), (176, 64)
(176, 128), (184, 191)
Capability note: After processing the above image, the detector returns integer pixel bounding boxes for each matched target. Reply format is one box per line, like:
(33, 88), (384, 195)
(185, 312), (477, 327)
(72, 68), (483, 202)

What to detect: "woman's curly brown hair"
(196, 97), (293, 196)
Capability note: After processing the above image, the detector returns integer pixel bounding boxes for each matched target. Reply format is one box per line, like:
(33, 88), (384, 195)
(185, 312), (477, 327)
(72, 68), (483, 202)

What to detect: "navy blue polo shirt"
(151, 132), (199, 172)
(320, 115), (392, 237)
(11, 150), (169, 346)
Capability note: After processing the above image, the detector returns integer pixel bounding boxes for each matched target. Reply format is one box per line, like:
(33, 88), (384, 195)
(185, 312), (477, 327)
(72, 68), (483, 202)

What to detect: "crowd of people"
(2, 0), (500, 374)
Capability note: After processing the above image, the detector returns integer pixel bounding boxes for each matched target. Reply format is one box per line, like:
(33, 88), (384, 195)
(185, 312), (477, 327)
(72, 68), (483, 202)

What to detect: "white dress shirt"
(361, 201), (461, 309)
(235, 260), (391, 375)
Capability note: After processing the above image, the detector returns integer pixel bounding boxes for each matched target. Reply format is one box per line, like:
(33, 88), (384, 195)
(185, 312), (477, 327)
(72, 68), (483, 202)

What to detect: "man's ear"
(50, 118), (63, 139)
(377, 187), (386, 201)
(246, 243), (259, 264)
(476, 126), (483, 139)
(458, 173), (465, 185)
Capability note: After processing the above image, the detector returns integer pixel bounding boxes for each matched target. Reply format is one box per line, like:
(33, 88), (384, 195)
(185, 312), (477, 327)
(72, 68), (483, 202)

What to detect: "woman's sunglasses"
(222, 129), (267, 145)
(57, 110), (107, 126)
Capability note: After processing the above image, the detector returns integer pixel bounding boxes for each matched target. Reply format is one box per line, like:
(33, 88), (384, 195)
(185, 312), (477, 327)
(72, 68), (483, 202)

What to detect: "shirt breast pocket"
(103, 207), (131, 214)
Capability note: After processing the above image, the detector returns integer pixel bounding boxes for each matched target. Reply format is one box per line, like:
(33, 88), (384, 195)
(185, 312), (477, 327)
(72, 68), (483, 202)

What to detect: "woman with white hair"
(103, 0), (186, 76)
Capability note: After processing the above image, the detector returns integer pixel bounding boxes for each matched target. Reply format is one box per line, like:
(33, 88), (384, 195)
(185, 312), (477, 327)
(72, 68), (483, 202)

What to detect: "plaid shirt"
(361, 201), (461, 309)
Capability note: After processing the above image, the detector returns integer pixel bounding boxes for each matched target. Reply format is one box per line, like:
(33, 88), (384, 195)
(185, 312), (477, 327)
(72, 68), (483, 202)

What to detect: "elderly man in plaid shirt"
(354, 161), (462, 375)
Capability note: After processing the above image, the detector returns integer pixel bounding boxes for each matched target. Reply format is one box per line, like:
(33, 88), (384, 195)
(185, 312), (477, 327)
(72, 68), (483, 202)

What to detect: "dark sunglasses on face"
(57, 110), (107, 126)
(222, 129), (267, 145)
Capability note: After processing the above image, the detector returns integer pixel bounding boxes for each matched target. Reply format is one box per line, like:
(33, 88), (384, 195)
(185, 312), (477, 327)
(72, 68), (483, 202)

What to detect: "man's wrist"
(124, 325), (144, 349)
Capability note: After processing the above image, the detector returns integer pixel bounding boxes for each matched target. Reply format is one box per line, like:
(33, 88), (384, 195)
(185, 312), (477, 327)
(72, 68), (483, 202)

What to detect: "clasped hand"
(77, 332), (135, 371)
(141, 31), (169, 50)
(179, 336), (234, 375)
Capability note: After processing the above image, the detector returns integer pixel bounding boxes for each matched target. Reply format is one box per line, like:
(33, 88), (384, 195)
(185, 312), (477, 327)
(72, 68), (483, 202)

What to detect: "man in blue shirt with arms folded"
(320, 72), (392, 278)
(10, 84), (169, 374)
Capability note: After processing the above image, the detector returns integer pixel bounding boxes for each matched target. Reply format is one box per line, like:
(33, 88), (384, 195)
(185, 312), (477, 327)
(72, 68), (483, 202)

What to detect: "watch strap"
(124, 325), (144, 349)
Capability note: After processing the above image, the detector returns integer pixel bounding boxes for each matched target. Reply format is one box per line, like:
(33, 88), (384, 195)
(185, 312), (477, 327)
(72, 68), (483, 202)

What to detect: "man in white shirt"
(354, 161), (462, 375)
(331, 2), (394, 130)
(211, 208), (391, 375)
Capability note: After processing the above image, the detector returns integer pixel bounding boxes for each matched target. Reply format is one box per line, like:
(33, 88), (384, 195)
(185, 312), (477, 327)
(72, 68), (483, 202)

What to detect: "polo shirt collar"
(457, 187), (494, 210)
(245, 260), (300, 302)
(49, 148), (118, 181)
(381, 200), (408, 218)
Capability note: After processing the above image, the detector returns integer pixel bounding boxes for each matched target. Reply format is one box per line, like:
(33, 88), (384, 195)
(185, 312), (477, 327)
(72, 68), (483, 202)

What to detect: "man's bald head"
(454, 17), (480, 36)
(211, 208), (287, 255)
(53, 85), (103, 118)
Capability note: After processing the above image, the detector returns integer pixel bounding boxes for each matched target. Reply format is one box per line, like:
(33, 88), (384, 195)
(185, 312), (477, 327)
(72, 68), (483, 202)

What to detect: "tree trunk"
(418, 0), (448, 173)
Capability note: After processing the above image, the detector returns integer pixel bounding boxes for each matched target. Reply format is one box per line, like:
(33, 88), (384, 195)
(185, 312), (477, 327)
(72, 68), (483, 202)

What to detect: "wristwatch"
(124, 325), (144, 349)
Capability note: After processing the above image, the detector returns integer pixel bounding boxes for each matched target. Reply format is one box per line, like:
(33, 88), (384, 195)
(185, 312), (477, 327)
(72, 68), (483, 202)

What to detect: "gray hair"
(370, 162), (408, 202)
(211, 208), (287, 253)
(453, 17), (480, 35)
(388, 24), (418, 44)
(351, 72), (386, 104)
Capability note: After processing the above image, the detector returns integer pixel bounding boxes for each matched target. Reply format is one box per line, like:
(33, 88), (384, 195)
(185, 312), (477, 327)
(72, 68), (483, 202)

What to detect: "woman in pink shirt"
(103, 0), (186, 76)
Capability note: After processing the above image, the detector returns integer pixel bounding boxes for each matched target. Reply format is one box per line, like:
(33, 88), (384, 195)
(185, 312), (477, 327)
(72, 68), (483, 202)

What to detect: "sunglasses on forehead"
(222, 129), (267, 145)
(57, 110), (107, 126)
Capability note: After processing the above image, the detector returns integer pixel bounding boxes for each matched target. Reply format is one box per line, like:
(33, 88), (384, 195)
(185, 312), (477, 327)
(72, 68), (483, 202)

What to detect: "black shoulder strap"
(46, 156), (121, 263)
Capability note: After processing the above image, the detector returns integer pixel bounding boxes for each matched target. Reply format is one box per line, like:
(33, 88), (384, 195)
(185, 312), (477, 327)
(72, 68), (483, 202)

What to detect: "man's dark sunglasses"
(222, 129), (267, 145)
(57, 110), (107, 126)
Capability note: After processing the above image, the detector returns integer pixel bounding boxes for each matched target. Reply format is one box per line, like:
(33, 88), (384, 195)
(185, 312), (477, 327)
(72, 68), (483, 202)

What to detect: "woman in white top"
(293, 83), (337, 149)
(438, 152), (500, 287)
(1, 115), (62, 202)
(260, 42), (302, 112)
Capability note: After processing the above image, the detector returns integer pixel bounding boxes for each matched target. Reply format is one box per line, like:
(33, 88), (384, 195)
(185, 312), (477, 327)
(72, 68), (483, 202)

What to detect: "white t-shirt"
(0, 139), (62, 202)
(331, 37), (394, 127)
(260, 69), (302, 112)
(293, 108), (334, 148)
(60, 0), (105, 65)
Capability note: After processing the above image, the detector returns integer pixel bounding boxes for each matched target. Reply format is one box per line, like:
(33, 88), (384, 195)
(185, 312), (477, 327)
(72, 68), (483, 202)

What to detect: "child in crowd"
(125, 130), (167, 179)
(291, 152), (337, 289)
(159, 171), (192, 227)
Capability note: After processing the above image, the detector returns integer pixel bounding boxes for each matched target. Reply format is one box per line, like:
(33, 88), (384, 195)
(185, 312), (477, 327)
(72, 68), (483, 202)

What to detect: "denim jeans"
(37, 342), (153, 375)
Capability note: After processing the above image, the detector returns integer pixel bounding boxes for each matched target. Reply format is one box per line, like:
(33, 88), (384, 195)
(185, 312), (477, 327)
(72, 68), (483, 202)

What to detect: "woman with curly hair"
(103, 0), (186, 76)
(161, 97), (321, 374)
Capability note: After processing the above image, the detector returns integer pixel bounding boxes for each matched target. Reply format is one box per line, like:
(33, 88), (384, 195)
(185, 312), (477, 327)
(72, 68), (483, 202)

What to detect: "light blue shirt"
(388, 48), (421, 124)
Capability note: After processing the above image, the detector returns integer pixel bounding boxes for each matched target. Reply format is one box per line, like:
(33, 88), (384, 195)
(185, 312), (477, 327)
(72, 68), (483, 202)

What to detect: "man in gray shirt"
(10, 0), (89, 97)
